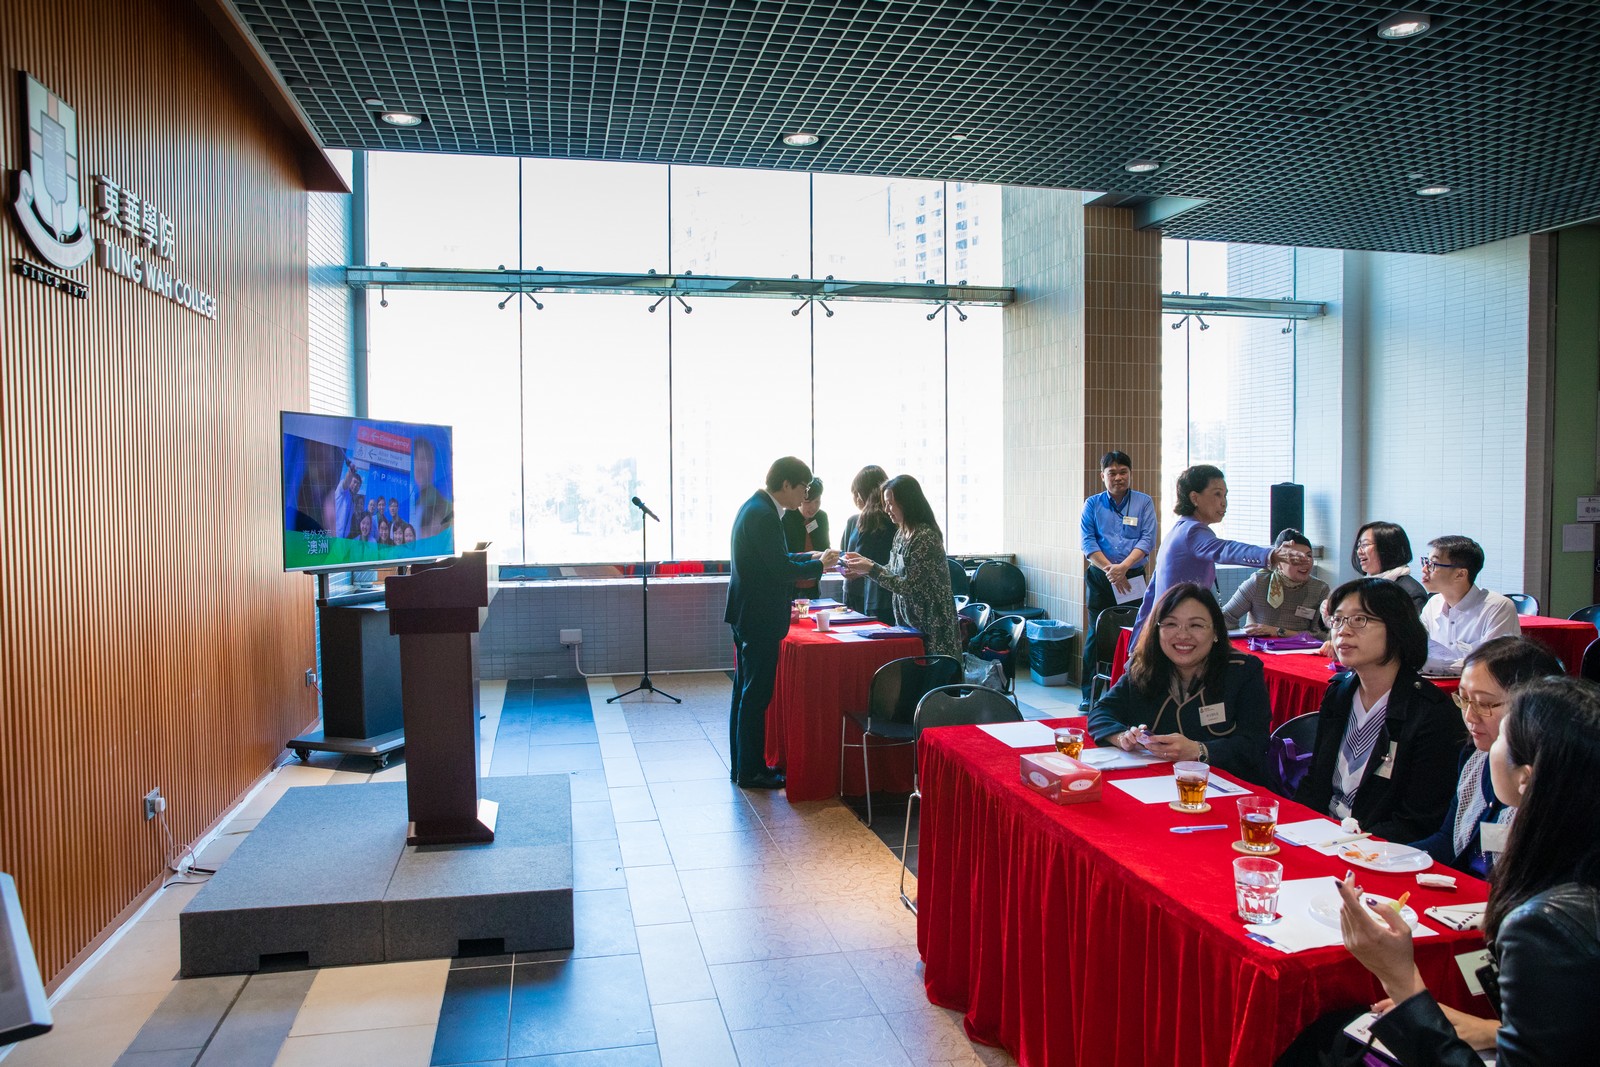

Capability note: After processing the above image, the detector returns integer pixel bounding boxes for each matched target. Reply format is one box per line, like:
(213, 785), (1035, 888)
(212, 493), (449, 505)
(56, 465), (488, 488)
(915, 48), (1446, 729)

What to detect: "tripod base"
(608, 675), (682, 703)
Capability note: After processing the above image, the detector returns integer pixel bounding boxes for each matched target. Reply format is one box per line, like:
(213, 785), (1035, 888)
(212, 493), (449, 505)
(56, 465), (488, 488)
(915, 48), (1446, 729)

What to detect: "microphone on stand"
(631, 496), (660, 522)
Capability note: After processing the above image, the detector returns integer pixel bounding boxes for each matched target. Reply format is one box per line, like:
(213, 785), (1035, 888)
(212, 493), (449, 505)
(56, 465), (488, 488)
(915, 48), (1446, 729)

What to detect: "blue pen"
(1168, 824), (1228, 833)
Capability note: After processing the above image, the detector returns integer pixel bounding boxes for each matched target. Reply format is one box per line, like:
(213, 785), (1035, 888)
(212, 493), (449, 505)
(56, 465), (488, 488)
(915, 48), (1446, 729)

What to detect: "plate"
(1336, 840), (1433, 873)
(1308, 892), (1419, 931)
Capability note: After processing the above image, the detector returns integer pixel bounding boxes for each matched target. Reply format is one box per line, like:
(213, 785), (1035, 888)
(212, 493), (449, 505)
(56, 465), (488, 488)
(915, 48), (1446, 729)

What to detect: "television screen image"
(280, 411), (456, 572)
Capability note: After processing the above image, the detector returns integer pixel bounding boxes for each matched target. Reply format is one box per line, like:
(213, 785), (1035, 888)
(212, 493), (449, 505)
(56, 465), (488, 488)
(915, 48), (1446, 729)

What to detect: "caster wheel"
(293, 748), (310, 764)
(374, 753), (390, 771)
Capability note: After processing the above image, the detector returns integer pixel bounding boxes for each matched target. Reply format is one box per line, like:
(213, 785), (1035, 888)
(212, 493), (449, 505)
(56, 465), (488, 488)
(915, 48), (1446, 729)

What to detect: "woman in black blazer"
(1409, 636), (1562, 876)
(1088, 582), (1270, 784)
(1293, 578), (1466, 843)
(1279, 677), (1600, 1065)
(839, 465), (895, 623)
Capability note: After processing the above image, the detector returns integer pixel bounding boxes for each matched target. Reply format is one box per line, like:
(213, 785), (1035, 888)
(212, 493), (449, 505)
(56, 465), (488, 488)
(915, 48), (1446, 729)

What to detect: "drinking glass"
(1237, 796), (1280, 852)
(1233, 857), (1283, 923)
(1173, 760), (1210, 810)
(1053, 727), (1084, 759)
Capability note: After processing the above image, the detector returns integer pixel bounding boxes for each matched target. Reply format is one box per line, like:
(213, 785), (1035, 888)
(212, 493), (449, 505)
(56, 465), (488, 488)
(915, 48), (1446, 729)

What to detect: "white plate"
(1335, 840), (1433, 873)
(1308, 892), (1419, 930)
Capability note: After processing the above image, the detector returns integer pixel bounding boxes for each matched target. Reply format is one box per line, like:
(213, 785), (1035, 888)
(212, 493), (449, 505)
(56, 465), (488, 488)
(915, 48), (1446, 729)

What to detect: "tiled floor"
(2, 672), (1060, 1067)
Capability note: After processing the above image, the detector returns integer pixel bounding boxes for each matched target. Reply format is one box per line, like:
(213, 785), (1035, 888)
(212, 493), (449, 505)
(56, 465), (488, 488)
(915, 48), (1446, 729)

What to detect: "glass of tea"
(1172, 760), (1211, 810)
(1233, 856), (1283, 923)
(1053, 727), (1084, 759)
(1237, 796), (1280, 853)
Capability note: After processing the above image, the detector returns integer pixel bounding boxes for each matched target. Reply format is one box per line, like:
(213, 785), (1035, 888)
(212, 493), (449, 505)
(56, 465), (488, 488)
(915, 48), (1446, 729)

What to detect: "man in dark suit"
(727, 457), (838, 789)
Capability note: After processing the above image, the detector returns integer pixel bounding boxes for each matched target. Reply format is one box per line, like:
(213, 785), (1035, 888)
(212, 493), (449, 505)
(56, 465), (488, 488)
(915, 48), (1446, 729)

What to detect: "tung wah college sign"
(10, 71), (218, 319)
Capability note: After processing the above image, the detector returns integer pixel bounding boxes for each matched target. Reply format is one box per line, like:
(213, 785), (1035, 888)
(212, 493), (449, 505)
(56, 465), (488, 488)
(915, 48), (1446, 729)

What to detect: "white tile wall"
(1358, 236), (1531, 595)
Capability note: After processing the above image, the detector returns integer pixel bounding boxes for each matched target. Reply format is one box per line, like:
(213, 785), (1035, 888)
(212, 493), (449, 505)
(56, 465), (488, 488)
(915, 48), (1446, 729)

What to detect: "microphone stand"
(609, 498), (680, 704)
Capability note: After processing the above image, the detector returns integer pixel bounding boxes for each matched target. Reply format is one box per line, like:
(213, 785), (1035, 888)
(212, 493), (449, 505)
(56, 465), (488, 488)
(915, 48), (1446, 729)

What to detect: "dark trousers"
(1082, 563), (1145, 683)
(728, 626), (781, 784)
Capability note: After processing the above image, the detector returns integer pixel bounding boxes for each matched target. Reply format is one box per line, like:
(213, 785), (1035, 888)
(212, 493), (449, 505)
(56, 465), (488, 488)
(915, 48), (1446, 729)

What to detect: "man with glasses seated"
(1418, 535), (1521, 677)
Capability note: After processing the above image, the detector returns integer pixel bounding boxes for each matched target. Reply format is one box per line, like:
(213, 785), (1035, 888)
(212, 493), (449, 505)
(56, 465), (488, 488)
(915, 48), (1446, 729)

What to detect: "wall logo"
(11, 72), (93, 270)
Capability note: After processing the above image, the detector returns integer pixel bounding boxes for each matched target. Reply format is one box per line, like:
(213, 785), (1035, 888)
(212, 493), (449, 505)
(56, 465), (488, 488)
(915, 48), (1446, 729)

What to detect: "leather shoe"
(739, 770), (786, 790)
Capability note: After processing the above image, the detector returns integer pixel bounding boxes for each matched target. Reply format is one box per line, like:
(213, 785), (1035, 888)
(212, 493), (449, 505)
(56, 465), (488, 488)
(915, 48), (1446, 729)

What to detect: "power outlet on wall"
(560, 628), (583, 646)
(143, 787), (165, 821)
(304, 668), (319, 688)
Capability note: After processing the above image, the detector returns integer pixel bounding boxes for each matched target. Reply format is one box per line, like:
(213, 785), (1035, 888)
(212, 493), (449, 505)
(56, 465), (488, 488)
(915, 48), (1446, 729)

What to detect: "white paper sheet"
(1246, 877), (1438, 954)
(1113, 574), (1149, 605)
(1076, 747), (1165, 770)
(825, 632), (872, 643)
(976, 721), (1058, 748)
(1107, 774), (1252, 804)
(1274, 817), (1348, 853)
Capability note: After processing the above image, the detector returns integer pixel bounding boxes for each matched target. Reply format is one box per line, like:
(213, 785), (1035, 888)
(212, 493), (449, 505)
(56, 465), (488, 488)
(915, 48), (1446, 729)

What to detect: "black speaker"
(1270, 483), (1305, 543)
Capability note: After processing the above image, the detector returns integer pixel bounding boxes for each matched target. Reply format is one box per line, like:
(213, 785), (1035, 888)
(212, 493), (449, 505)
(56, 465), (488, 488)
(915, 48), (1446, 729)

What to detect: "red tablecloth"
(917, 719), (1490, 1067)
(1109, 615), (1595, 730)
(764, 620), (926, 803)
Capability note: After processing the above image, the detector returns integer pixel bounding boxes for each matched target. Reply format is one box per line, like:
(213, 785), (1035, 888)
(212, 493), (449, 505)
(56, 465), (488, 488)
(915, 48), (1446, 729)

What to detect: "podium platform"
(179, 775), (573, 977)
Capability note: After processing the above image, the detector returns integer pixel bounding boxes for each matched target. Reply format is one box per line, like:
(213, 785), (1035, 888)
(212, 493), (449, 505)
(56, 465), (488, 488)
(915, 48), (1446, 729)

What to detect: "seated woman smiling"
(1223, 528), (1330, 637)
(1087, 583), (1270, 784)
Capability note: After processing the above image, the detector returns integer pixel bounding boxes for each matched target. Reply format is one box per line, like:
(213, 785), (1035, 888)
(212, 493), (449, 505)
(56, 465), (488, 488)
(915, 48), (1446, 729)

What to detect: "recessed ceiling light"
(1416, 184), (1453, 196)
(949, 133), (968, 141)
(1376, 10), (1433, 40)
(362, 97), (385, 108)
(1124, 159), (1161, 174)
(379, 110), (425, 127)
(780, 131), (821, 148)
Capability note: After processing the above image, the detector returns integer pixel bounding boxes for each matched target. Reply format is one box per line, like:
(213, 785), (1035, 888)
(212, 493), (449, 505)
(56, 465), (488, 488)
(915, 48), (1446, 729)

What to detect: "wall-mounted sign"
(1578, 497), (1600, 523)
(9, 69), (219, 319)
(10, 72), (93, 270)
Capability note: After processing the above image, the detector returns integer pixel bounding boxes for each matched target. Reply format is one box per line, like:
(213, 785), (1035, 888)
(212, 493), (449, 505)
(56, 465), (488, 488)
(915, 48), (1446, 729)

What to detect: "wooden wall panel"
(0, 0), (317, 982)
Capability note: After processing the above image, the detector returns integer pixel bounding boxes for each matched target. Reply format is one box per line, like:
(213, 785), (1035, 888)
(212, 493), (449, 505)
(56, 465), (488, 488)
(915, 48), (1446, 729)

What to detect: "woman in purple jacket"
(1130, 464), (1307, 644)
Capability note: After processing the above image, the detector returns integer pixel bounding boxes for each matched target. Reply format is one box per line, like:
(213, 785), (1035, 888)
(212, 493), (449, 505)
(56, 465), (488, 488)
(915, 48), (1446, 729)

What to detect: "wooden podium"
(386, 549), (498, 845)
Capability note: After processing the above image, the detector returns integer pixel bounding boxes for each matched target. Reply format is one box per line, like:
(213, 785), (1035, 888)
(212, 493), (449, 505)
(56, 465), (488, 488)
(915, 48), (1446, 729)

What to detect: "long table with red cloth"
(764, 619), (926, 802)
(916, 718), (1491, 1067)
(1107, 615), (1594, 730)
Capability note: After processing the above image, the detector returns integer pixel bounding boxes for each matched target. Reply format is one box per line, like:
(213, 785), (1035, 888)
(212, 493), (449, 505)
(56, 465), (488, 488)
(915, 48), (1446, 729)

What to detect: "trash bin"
(1026, 619), (1077, 686)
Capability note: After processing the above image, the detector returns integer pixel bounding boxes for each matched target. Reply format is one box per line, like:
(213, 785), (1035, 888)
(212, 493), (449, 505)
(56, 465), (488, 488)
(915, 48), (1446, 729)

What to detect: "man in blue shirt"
(1078, 451), (1157, 703)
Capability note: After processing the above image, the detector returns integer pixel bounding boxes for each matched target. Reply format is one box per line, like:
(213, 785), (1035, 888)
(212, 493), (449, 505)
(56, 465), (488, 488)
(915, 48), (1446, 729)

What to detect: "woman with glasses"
(840, 474), (960, 658)
(1278, 676), (1600, 1066)
(1293, 577), (1467, 842)
(1351, 520), (1429, 611)
(1223, 528), (1330, 636)
(1408, 636), (1562, 876)
(1088, 582), (1270, 783)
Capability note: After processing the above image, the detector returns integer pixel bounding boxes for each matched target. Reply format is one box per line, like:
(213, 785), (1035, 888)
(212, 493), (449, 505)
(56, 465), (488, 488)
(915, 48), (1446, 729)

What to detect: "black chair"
(899, 684), (1022, 911)
(1581, 638), (1600, 685)
(839, 655), (964, 826)
(1086, 605), (1138, 709)
(1505, 593), (1540, 617)
(1267, 712), (1320, 797)
(957, 601), (992, 646)
(970, 614), (1027, 693)
(953, 594), (970, 612)
(1569, 603), (1600, 627)
(947, 558), (971, 599)
(970, 560), (1047, 619)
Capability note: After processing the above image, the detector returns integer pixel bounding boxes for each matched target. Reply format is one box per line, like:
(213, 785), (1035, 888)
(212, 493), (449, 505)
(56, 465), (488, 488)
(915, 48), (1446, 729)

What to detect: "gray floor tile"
(432, 964), (513, 1065)
(572, 839), (626, 891)
(122, 974), (246, 1055)
(709, 954), (877, 1031)
(508, 955), (655, 1058)
(194, 970), (317, 1067)
(518, 889), (636, 962)
(510, 1049), (659, 1066)
(730, 1012), (914, 1066)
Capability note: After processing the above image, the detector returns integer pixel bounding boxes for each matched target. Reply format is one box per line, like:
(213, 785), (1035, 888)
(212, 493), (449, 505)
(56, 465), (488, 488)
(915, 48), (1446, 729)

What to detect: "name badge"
(805, 520), (818, 533)
(1198, 703), (1228, 727)
(1375, 741), (1398, 779)
(1479, 820), (1510, 854)
(1455, 949), (1491, 996)
(1121, 515), (1139, 526)
(1294, 605), (1316, 619)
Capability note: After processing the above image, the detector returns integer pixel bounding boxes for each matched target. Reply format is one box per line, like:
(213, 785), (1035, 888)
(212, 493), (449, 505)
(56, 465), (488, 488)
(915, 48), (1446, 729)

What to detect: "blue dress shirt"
(1079, 490), (1157, 564)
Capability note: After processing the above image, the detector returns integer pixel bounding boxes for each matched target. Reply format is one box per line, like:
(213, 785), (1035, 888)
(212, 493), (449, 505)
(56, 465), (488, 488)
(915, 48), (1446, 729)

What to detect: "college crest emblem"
(11, 72), (93, 270)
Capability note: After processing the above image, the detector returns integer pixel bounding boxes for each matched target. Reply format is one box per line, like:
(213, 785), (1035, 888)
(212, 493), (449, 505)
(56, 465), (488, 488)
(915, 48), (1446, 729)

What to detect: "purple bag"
(1247, 632), (1324, 652)
(1268, 736), (1315, 796)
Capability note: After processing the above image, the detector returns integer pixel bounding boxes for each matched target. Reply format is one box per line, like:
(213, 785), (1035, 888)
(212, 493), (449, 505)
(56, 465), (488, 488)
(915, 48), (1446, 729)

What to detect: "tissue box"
(1020, 752), (1103, 805)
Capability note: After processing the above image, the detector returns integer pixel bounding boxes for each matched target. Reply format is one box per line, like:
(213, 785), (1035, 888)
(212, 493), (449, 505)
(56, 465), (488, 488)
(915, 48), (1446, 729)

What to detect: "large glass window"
(364, 153), (1005, 563)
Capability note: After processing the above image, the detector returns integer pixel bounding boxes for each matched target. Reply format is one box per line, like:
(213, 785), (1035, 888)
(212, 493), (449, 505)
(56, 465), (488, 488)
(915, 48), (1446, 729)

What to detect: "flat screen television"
(280, 411), (456, 572)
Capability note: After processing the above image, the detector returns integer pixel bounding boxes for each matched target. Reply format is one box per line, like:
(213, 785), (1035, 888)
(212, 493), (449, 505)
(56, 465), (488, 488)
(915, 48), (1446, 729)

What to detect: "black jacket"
(1371, 883), (1600, 1066)
(1087, 652), (1271, 784)
(725, 491), (825, 639)
(1408, 746), (1509, 876)
(1293, 669), (1466, 842)
(780, 507), (830, 554)
(841, 513), (895, 621)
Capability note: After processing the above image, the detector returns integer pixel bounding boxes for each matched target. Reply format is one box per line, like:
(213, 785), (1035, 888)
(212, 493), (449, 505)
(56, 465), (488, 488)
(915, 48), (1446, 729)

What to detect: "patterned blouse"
(869, 525), (960, 658)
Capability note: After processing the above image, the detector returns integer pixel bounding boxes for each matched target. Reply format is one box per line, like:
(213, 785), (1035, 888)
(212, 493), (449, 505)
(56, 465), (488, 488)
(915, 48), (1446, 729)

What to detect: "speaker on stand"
(1269, 483), (1305, 542)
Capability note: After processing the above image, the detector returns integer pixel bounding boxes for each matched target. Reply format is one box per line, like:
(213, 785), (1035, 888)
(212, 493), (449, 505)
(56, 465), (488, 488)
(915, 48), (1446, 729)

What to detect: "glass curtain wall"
(366, 153), (1004, 563)
(1161, 239), (1298, 547)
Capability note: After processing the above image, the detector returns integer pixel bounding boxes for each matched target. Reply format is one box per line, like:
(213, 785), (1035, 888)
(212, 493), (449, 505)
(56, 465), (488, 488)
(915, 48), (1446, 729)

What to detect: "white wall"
(1358, 236), (1531, 595)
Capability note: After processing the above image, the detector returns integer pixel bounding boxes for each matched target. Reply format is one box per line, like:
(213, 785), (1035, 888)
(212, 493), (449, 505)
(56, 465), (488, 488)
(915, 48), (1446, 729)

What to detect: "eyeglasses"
(1452, 691), (1506, 718)
(1329, 613), (1381, 631)
(1157, 621), (1214, 637)
(1419, 557), (1464, 571)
